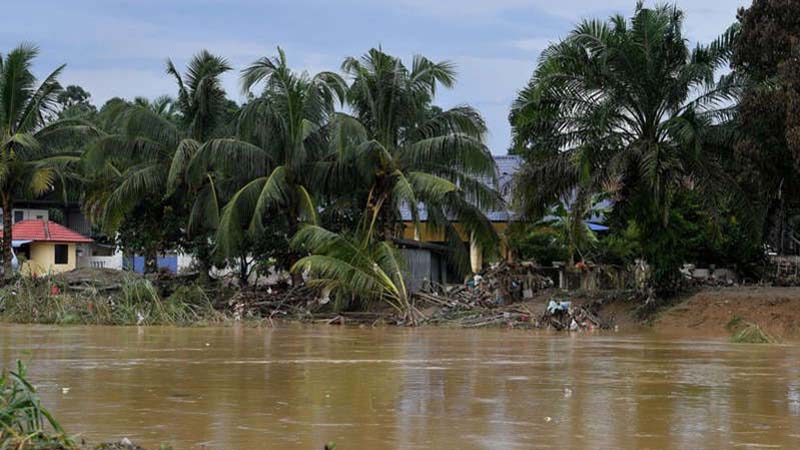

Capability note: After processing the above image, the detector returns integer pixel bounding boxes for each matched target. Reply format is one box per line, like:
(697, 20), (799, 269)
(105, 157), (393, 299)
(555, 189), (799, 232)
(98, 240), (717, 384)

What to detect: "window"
(54, 245), (69, 265)
(13, 211), (23, 223)
(35, 215), (43, 220)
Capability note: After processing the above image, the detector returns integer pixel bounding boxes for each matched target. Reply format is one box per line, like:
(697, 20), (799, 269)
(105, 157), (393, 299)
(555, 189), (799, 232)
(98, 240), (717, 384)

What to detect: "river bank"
(1, 269), (799, 341)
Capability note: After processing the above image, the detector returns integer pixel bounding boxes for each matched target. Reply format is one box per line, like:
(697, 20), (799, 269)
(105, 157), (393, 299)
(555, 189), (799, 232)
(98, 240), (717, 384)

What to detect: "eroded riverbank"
(2, 324), (799, 450)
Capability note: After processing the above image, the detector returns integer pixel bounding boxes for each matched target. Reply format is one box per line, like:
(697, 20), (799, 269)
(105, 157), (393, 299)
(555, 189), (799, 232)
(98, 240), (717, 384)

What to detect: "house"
(3, 203), (185, 273)
(398, 155), (522, 287)
(0, 220), (93, 276)
(397, 155), (614, 290)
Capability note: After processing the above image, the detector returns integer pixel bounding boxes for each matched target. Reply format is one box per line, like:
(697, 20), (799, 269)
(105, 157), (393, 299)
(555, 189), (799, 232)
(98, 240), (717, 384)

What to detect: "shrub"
(0, 361), (75, 450)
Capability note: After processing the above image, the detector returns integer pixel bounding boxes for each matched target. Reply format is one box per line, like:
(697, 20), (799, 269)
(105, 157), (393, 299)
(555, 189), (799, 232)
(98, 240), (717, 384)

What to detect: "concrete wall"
(0, 208), (49, 224)
(22, 242), (76, 276)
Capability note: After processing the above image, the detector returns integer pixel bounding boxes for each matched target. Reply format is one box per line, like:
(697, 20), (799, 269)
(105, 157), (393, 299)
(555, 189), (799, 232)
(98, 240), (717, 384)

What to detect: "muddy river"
(1, 324), (799, 449)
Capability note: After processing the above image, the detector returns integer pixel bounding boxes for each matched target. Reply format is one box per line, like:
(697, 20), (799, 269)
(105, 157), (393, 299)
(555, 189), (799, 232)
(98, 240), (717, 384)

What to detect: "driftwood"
(411, 261), (555, 328)
(541, 301), (607, 331)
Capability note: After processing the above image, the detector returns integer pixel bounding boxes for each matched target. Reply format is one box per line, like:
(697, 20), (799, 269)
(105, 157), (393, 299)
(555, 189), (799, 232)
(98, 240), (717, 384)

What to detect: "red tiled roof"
(0, 220), (93, 243)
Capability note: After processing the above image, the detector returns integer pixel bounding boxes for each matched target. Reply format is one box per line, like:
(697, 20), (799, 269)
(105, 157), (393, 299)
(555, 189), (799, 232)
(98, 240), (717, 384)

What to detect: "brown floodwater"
(1, 324), (799, 450)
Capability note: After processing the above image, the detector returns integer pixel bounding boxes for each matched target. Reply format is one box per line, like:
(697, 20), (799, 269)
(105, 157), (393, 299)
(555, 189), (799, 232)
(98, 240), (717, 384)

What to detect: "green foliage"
(594, 222), (642, 266)
(0, 276), (222, 326)
(82, 51), (233, 274)
(56, 85), (96, 119)
(0, 43), (95, 274)
(113, 198), (188, 272)
(732, 0), (800, 255)
(332, 48), (503, 274)
(291, 225), (412, 318)
(506, 223), (567, 266)
(731, 322), (775, 344)
(0, 361), (75, 449)
(196, 48), (343, 269)
(510, 4), (744, 293)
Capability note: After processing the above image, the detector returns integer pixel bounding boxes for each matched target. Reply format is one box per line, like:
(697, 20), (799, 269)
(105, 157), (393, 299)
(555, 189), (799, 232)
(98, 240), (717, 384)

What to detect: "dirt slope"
(653, 286), (800, 338)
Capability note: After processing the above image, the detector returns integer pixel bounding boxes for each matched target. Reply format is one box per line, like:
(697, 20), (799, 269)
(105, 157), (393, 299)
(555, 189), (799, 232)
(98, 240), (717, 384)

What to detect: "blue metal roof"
(587, 222), (609, 232)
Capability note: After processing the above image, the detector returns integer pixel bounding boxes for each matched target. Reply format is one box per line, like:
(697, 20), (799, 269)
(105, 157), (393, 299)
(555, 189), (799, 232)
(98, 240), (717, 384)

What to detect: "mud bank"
(412, 286), (800, 339)
(650, 286), (800, 339)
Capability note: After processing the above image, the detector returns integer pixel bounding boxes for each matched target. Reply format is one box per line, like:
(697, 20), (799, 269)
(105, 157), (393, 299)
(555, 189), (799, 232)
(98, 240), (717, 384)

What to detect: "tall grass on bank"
(1, 361), (75, 450)
(0, 276), (225, 326)
(731, 322), (776, 344)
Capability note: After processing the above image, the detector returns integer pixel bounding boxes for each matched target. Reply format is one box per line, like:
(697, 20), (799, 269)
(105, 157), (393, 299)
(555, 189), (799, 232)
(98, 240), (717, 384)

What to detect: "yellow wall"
(22, 242), (76, 276)
(401, 221), (514, 272)
(401, 221), (509, 242)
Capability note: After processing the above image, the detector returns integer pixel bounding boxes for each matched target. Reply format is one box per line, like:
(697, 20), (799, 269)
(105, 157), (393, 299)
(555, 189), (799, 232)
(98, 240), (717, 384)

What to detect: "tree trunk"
(2, 193), (12, 279)
(144, 245), (158, 275)
(238, 255), (249, 286)
(287, 213), (304, 286)
(193, 235), (214, 284)
(379, 193), (394, 241)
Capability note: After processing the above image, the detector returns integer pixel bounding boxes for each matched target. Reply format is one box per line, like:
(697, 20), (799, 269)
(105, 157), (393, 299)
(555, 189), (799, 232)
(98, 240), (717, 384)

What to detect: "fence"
(77, 255), (123, 270)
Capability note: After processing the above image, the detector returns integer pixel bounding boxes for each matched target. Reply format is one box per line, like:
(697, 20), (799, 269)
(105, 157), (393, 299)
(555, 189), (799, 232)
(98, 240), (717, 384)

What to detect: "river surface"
(1, 324), (799, 450)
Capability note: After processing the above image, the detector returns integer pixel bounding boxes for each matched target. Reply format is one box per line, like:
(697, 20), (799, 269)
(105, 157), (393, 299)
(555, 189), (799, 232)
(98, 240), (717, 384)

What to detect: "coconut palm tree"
(291, 225), (413, 319)
(328, 48), (503, 272)
(0, 43), (93, 276)
(189, 48), (346, 283)
(510, 3), (742, 285)
(83, 50), (231, 273)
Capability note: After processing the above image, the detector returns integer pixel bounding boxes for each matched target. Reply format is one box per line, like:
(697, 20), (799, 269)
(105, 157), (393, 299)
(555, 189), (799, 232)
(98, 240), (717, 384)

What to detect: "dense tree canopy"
(3, 0), (798, 303)
(510, 3), (744, 290)
(0, 44), (93, 275)
(732, 0), (800, 254)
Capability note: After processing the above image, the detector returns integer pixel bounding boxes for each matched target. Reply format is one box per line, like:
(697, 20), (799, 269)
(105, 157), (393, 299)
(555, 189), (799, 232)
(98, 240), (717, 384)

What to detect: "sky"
(2, 0), (749, 154)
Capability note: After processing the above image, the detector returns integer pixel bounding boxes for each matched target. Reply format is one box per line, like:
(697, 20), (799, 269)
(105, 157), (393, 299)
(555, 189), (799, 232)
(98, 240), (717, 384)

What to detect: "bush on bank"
(0, 275), (226, 326)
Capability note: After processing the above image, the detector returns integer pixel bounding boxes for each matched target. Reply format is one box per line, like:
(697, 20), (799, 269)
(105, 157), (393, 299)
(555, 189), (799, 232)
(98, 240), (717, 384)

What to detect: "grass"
(731, 322), (775, 344)
(0, 275), (227, 326)
(725, 315), (743, 331)
(0, 361), (75, 450)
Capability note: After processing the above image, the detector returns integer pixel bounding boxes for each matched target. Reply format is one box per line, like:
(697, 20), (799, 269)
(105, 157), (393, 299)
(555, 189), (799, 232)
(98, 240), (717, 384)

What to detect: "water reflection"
(0, 325), (798, 450)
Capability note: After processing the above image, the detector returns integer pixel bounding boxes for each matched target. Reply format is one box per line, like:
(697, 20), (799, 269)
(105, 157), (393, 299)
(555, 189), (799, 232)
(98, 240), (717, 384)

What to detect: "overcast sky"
(2, 0), (749, 153)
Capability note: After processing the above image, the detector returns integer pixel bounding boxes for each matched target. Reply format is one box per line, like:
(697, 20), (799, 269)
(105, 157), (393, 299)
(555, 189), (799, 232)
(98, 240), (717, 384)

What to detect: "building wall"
(66, 211), (92, 236)
(22, 242), (76, 276)
(0, 208), (49, 224)
(401, 221), (513, 272)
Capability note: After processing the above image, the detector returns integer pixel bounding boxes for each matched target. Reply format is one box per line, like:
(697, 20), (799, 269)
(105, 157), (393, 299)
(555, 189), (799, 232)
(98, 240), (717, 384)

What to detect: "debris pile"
(226, 284), (321, 321)
(540, 298), (606, 331)
(415, 261), (553, 309)
(412, 261), (615, 330)
(770, 256), (800, 286)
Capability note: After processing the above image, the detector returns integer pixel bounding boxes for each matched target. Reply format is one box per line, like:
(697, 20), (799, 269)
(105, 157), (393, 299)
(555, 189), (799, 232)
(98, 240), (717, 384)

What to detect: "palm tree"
(83, 51), (231, 273)
(291, 225), (412, 319)
(510, 3), (741, 284)
(190, 48), (345, 284)
(536, 192), (609, 266)
(330, 48), (503, 272)
(0, 44), (92, 275)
